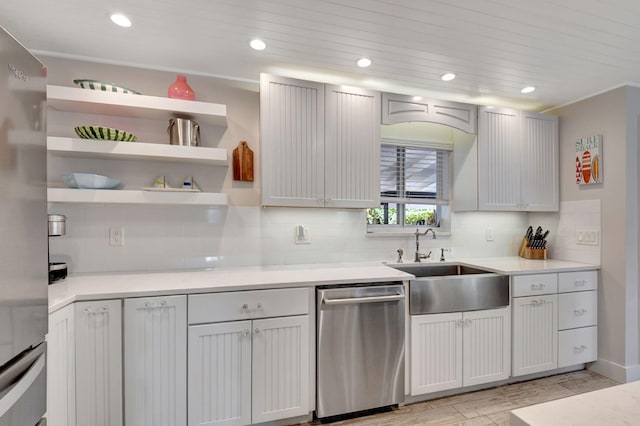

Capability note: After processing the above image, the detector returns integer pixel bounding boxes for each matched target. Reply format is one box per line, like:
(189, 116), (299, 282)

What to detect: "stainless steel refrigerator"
(0, 25), (48, 425)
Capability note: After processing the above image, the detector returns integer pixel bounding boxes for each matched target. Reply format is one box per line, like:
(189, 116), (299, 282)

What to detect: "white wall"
(549, 86), (640, 382)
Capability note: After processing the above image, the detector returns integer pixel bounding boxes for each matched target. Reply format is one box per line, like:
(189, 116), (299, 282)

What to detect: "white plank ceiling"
(3, 0), (640, 110)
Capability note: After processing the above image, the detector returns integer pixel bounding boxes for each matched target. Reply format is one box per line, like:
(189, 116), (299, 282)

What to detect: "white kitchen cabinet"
(410, 307), (510, 396)
(557, 271), (598, 369)
(473, 107), (558, 212)
(251, 315), (310, 423)
(124, 295), (187, 426)
(260, 74), (380, 208)
(188, 321), (252, 426)
(512, 270), (598, 376)
(462, 308), (511, 387)
(411, 312), (462, 395)
(381, 92), (477, 133)
(47, 303), (76, 426)
(47, 301), (123, 426)
(46, 84), (229, 206)
(512, 294), (558, 376)
(187, 289), (312, 426)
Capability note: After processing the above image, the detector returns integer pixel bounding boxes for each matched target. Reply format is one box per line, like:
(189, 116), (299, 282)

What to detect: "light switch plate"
(575, 228), (599, 246)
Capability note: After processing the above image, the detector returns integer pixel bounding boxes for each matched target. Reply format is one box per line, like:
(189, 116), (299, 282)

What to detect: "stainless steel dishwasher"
(316, 283), (405, 419)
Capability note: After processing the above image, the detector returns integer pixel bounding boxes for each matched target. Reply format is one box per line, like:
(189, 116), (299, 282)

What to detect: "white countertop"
(48, 256), (599, 313)
(510, 380), (639, 425)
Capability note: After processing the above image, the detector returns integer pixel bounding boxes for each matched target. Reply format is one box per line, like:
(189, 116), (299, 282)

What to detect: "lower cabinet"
(410, 307), (510, 395)
(512, 294), (558, 376)
(187, 288), (312, 426)
(512, 270), (598, 377)
(188, 315), (310, 426)
(124, 295), (187, 426)
(48, 300), (123, 426)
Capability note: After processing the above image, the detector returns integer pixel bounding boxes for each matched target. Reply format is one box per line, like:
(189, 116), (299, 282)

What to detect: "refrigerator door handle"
(0, 352), (45, 418)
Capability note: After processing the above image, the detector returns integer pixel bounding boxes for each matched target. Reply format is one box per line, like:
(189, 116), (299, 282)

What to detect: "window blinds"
(379, 144), (450, 204)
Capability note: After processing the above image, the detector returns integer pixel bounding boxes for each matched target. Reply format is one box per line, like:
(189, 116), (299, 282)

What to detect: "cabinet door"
(188, 321), (252, 426)
(410, 313), (463, 395)
(260, 73), (325, 207)
(325, 85), (380, 208)
(75, 300), (123, 426)
(124, 296), (187, 426)
(512, 295), (558, 376)
(463, 308), (510, 387)
(478, 106), (521, 211)
(252, 315), (310, 423)
(520, 111), (559, 211)
(48, 304), (76, 426)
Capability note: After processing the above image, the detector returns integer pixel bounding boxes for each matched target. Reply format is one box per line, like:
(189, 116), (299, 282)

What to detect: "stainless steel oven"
(316, 283), (405, 419)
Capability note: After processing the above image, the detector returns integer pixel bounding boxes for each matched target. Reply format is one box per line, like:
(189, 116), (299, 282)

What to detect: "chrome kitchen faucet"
(414, 228), (436, 262)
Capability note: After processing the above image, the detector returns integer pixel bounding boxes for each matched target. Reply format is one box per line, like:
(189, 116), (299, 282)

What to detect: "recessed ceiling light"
(356, 58), (372, 68)
(249, 39), (266, 51)
(412, 96), (423, 101)
(521, 86), (536, 94)
(441, 73), (456, 81)
(110, 13), (132, 28)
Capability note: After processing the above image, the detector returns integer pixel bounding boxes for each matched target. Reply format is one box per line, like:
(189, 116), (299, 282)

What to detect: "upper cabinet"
(260, 74), (380, 208)
(47, 85), (229, 206)
(455, 106), (559, 212)
(381, 93), (477, 133)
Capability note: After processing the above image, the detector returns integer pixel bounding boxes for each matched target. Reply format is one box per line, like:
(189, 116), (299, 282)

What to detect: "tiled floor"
(302, 370), (618, 426)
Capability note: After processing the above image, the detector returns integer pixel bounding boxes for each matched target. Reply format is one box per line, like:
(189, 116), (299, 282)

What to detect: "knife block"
(519, 237), (547, 260)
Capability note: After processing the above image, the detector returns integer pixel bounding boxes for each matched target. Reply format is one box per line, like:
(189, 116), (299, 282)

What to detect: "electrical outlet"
(486, 227), (494, 241)
(295, 225), (310, 244)
(110, 227), (125, 246)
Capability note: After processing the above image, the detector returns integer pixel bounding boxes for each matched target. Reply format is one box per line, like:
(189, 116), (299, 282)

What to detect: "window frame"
(367, 138), (452, 234)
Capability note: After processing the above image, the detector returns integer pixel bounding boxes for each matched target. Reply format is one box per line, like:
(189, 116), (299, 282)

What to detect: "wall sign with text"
(576, 135), (602, 185)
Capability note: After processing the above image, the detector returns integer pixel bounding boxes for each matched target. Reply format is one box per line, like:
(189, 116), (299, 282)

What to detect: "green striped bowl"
(73, 79), (141, 94)
(74, 126), (137, 142)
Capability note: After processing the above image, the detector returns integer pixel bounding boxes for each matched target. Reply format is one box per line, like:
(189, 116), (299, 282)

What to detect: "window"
(367, 140), (451, 231)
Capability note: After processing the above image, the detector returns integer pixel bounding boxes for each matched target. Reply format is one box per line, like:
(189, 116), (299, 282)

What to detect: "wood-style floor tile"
(298, 370), (617, 426)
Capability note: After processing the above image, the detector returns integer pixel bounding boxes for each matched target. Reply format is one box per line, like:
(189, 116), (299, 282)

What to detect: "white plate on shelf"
(142, 187), (201, 192)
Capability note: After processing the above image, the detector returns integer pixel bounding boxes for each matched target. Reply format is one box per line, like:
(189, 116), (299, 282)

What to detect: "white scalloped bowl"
(62, 173), (121, 189)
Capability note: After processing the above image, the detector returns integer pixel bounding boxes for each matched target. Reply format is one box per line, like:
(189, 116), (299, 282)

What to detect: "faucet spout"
(414, 227), (436, 262)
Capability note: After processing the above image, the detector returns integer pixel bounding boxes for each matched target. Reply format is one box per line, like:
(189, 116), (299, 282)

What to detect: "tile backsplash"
(49, 205), (531, 274)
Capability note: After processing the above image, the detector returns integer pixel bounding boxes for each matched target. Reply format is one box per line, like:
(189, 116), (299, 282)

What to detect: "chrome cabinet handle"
(574, 280), (587, 287)
(574, 345), (587, 353)
(256, 303), (263, 311)
(254, 328), (261, 334)
(242, 303), (249, 312)
(530, 283), (546, 291)
(574, 308), (587, 316)
(243, 329), (250, 337)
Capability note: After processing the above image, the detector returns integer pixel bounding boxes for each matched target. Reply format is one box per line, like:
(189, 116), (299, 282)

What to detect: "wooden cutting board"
(232, 141), (254, 181)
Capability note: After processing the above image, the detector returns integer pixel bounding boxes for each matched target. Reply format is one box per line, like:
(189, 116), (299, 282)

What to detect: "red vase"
(168, 74), (195, 100)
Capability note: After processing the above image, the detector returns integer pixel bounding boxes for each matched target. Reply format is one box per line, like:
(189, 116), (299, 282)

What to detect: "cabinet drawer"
(188, 288), (310, 324)
(512, 274), (558, 297)
(558, 327), (597, 368)
(558, 270), (598, 293)
(558, 291), (597, 330)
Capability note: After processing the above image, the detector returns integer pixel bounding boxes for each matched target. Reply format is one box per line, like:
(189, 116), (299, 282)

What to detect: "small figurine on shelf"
(168, 74), (195, 100)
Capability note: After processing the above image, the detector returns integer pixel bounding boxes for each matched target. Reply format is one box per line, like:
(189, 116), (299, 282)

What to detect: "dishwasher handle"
(322, 293), (405, 306)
